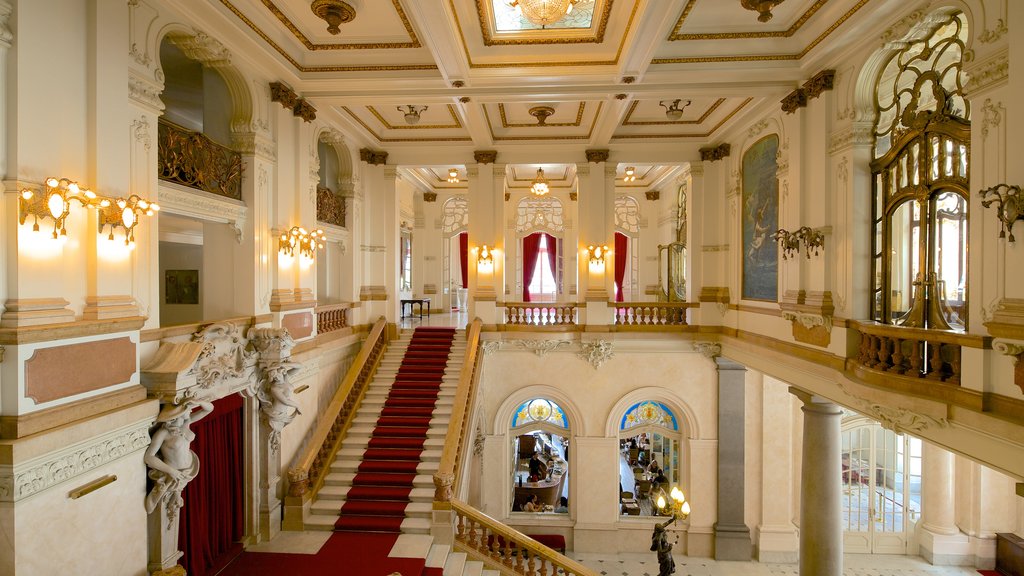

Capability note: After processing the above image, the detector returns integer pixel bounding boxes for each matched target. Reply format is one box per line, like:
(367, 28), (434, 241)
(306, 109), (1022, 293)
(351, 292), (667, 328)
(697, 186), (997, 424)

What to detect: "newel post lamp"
(652, 486), (690, 576)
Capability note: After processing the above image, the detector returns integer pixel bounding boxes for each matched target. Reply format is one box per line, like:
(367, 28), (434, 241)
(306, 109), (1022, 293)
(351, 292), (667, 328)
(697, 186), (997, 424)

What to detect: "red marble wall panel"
(24, 337), (137, 404)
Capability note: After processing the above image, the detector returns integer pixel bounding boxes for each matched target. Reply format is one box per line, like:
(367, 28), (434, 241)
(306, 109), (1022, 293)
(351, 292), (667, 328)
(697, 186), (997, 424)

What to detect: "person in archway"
(523, 494), (543, 513)
(528, 452), (548, 482)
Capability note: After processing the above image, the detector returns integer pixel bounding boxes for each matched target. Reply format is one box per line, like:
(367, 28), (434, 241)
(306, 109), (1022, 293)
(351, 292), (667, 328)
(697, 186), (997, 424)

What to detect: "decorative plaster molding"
(981, 98), (1004, 138)
(0, 422), (150, 503)
(964, 48), (1008, 95)
(191, 323), (259, 392)
(158, 184), (247, 242)
(699, 144), (730, 162)
(781, 311), (831, 331)
(747, 119), (770, 138)
(474, 150), (498, 164)
(173, 29), (231, 65)
(481, 341), (500, 355)
(423, 192), (438, 202)
(293, 99), (317, 122)
(128, 73), (164, 112)
(361, 244), (386, 253)
(803, 70), (836, 99)
(693, 341), (721, 359)
(828, 123), (873, 154)
(993, 341), (1024, 395)
(472, 422), (485, 456)
(701, 244), (730, 252)
(977, 18), (1007, 44)
(839, 384), (949, 433)
(878, 2), (931, 46)
(269, 82), (299, 110)
(645, 190), (660, 201)
(516, 339), (570, 357)
(359, 148), (388, 165)
(585, 149), (610, 163)
(231, 131), (277, 161)
(781, 89), (807, 114)
(248, 328), (301, 453)
(132, 116), (152, 150)
(578, 340), (613, 369)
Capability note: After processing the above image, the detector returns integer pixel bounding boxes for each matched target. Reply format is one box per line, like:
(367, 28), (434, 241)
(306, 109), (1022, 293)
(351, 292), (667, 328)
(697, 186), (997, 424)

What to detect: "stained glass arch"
(512, 398), (568, 430)
(620, 401), (678, 432)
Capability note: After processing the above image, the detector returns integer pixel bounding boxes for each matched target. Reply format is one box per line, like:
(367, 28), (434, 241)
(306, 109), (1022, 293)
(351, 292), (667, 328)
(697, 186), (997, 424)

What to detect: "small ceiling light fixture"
(623, 167), (637, 182)
(447, 168), (460, 184)
(509, 0), (579, 27)
(398, 105), (429, 125)
(310, 0), (356, 35)
(740, 0), (785, 23)
(659, 99), (692, 121)
(530, 168), (550, 196)
(528, 105), (556, 126)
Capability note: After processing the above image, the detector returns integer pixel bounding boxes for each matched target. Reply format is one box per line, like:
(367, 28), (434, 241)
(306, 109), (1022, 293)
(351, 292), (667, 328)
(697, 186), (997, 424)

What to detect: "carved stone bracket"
(481, 341), (501, 355)
(585, 149), (610, 163)
(568, 192), (577, 201)
(249, 327), (302, 453)
(360, 148), (389, 165)
(423, 191), (437, 202)
(293, 99), (317, 122)
(433, 472), (454, 503)
(645, 190), (660, 201)
(516, 339), (570, 357)
(578, 340), (613, 369)
(838, 383), (950, 433)
(693, 341), (721, 359)
(699, 144), (730, 162)
(269, 82), (298, 110)
(993, 341), (1024, 394)
(781, 88), (808, 114)
(474, 150), (498, 164)
(803, 70), (836, 99)
(780, 290), (834, 347)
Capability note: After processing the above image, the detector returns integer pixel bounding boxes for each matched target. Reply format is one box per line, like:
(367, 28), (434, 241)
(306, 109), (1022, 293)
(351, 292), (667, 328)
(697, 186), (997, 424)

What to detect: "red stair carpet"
(218, 532), (437, 576)
(334, 326), (456, 533)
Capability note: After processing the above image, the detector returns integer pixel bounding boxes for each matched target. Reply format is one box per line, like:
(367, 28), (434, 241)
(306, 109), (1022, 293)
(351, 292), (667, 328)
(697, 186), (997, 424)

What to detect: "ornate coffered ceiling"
(193, 0), (909, 153)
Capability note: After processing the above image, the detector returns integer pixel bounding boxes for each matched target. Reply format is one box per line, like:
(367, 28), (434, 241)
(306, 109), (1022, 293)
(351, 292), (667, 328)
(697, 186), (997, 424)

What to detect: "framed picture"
(741, 134), (780, 302)
(165, 269), (199, 305)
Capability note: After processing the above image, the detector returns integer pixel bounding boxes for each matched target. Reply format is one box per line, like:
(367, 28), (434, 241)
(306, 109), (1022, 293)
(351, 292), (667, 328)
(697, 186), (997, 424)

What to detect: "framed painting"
(741, 134), (780, 302)
(165, 269), (199, 305)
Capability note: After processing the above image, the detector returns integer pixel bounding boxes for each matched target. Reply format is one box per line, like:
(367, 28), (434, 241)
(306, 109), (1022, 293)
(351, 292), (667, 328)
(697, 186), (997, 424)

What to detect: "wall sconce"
(19, 177), (158, 243)
(979, 183), (1024, 242)
(477, 244), (494, 268)
(587, 244), (609, 267)
(771, 226), (824, 260)
(279, 226), (326, 259)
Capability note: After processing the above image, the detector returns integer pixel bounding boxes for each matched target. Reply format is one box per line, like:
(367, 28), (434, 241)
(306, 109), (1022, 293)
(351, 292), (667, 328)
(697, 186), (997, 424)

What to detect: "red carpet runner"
(334, 326), (456, 533)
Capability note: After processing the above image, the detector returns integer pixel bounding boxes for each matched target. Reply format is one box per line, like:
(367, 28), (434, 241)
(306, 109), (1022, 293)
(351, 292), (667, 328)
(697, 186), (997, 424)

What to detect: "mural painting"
(741, 135), (779, 301)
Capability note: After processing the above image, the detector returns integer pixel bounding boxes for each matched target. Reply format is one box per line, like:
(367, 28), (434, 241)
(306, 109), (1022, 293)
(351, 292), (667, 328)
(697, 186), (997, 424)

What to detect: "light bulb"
(121, 207), (136, 228)
(99, 199), (111, 208)
(45, 177), (59, 188)
(681, 502), (691, 515)
(151, 204), (160, 212)
(47, 193), (65, 219)
(138, 200), (149, 209)
(20, 190), (33, 200)
(84, 189), (96, 199)
(116, 199), (127, 209)
(67, 182), (79, 195)
(657, 495), (666, 509)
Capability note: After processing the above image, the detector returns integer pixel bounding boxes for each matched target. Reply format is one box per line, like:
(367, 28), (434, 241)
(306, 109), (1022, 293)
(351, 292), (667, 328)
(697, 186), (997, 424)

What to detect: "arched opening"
(613, 195), (641, 302)
(515, 196), (566, 302)
(510, 398), (570, 515)
(617, 400), (682, 517)
(441, 196), (469, 312)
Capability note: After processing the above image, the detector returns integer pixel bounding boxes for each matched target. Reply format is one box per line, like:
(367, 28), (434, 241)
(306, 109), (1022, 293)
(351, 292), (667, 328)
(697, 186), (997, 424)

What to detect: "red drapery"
(544, 234), (557, 296)
(521, 233), (542, 302)
(459, 232), (468, 289)
(615, 232), (628, 302)
(178, 393), (245, 576)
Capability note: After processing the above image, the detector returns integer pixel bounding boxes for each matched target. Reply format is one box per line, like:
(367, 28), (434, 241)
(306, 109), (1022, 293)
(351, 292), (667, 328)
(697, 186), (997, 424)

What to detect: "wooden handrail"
(450, 499), (598, 576)
(287, 316), (389, 500)
(433, 318), (482, 502)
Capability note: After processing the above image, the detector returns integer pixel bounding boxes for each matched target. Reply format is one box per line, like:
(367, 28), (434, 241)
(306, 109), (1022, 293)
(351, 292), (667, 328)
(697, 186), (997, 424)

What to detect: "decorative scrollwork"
(158, 119), (243, 200)
(317, 186), (346, 227)
(979, 184), (1024, 242)
(578, 340), (613, 369)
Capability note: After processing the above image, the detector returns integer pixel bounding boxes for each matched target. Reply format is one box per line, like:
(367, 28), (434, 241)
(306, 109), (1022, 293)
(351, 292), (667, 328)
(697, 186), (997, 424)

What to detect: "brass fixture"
(447, 168), (460, 183)
(398, 105), (428, 125)
(310, 0), (356, 35)
(659, 99), (691, 121)
(740, 0), (786, 22)
(98, 194), (161, 248)
(279, 226), (326, 260)
(979, 184), (1024, 242)
(586, 244), (609, 266)
(771, 227), (824, 260)
(528, 105), (556, 125)
(623, 167), (637, 182)
(19, 177), (158, 246)
(509, 0), (579, 27)
(530, 168), (550, 196)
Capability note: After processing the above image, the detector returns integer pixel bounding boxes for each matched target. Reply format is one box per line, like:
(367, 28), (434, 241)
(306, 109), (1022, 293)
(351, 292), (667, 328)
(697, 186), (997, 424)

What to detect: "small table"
(400, 298), (431, 319)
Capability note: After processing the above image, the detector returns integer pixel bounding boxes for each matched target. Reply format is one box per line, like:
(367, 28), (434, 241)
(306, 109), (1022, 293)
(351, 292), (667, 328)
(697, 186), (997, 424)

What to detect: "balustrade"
(504, 303), (577, 326)
(851, 321), (986, 385)
(316, 185), (345, 227)
(315, 303), (351, 335)
(611, 302), (693, 326)
(157, 119), (243, 200)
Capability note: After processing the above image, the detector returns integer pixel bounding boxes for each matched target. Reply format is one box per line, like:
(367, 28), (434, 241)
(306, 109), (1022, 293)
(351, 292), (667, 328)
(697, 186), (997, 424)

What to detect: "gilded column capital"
(474, 150), (498, 164)
(585, 149), (610, 163)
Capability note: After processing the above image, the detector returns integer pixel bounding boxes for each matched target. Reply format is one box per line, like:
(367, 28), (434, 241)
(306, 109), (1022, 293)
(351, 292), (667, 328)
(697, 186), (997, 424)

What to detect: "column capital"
(383, 165), (399, 179)
(575, 163), (591, 177)
(585, 149), (610, 163)
(473, 150), (498, 164)
(359, 148), (388, 165)
(604, 164), (618, 179)
(790, 387), (843, 415)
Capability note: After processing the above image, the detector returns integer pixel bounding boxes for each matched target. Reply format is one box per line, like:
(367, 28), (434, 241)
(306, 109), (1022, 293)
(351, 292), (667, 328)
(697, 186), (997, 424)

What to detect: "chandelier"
(398, 105), (428, 125)
(659, 99), (691, 121)
(740, 0), (785, 23)
(509, 0), (579, 27)
(530, 168), (550, 196)
(623, 167), (637, 182)
(447, 168), (460, 183)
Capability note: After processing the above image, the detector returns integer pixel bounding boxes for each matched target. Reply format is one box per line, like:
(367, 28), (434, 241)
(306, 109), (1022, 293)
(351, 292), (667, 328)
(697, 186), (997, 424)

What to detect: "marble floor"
(570, 551), (983, 576)
(398, 310), (469, 330)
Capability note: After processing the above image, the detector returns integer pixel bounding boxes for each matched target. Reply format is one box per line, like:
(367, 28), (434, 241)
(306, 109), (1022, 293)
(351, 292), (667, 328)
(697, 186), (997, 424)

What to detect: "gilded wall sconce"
(771, 226), (825, 260)
(587, 244), (609, 267)
(99, 194), (160, 248)
(477, 245), (494, 267)
(279, 226), (326, 259)
(979, 183), (1024, 242)
(19, 177), (158, 244)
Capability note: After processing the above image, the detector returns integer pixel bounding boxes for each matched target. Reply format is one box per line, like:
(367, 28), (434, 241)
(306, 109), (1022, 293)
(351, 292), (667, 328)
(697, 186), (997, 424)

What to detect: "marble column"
(919, 442), (970, 565)
(794, 390), (843, 576)
(715, 357), (752, 560)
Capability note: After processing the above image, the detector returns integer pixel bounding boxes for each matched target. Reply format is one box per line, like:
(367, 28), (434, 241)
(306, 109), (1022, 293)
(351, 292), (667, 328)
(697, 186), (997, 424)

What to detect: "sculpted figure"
(144, 400), (214, 521)
(651, 517), (676, 576)
(259, 360), (303, 450)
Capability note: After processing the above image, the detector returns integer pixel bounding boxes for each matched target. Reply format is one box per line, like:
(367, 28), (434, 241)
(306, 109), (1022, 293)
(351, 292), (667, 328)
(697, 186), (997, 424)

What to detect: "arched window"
(316, 136), (346, 228)
(614, 196), (641, 301)
(441, 197), (469, 303)
(510, 398), (569, 514)
(618, 401), (682, 517)
(870, 12), (969, 330)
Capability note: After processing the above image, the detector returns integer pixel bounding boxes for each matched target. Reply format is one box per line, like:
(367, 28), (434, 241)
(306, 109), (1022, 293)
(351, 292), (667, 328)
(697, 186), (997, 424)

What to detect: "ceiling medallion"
(510, 0), (580, 27)
(528, 105), (556, 125)
(310, 0), (356, 35)
(659, 99), (691, 121)
(530, 168), (550, 196)
(398, 105), (429, 125)
(740, 0), (785, 23)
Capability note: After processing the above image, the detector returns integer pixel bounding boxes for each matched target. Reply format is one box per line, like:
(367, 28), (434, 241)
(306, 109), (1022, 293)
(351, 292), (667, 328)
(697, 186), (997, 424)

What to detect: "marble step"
(426, 544), (450, 573)
(308, 500), (432, 519)
(333, 447), (443, 462)
(316, 484), (435, 503)
(443, 552), (467, 576)
(351, 413), (451, 427)
(318, 472), (436, 491)
(462, 560), (484, 576)
(304, 513), (430, 534)
(330, 458), (440, 475)
(340, 434), (445, 452)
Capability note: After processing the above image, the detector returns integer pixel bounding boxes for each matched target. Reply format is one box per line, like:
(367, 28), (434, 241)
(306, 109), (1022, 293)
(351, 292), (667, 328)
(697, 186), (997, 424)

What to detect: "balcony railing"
(851, 321), (990, 385)
(611, 302), (695, 327)
(503, 303), (578, 327)
(316, 185), (346, 228)
(157, 118), (243, 200)
(315, 302), (353, 335)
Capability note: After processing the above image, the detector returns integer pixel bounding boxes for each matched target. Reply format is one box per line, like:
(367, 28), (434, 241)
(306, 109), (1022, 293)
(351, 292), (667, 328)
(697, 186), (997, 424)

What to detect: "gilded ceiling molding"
(621, 98), (725, 126)
(586, 149), (610, 163)
(475, 0), (617, 46)
(359, 149), (389, 165)
(612, 98), (752, 140)
(342, 107), (472, 143)
(668, 0), (827, 41)
(699, 143), (730, 162)
(474, 150), (498, 164)
(803, 69), (835, 99)
(258, 0), (420, 49)
(653, 0), (870, 64)
(781, 88), (807, 114)
(368, 105), (463, 130)
(482, 103), (603, 141)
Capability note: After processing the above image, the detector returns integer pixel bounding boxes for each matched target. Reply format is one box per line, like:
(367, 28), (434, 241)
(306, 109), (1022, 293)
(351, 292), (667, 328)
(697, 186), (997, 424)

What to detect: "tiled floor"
(571, 551), (982, 576)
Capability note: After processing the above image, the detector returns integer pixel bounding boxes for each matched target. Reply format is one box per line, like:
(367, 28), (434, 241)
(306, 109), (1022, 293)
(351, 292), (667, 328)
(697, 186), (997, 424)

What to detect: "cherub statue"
(144, 400), (214, 523)
(651, 517), (676, 576)
(258, 360), (303, 451)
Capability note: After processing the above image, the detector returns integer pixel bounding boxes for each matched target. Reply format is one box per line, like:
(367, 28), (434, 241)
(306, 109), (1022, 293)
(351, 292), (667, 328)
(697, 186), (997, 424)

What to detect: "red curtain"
(459, 232), (469, 288)
(544, 234), (557, 296)
(522, 233), (542, 302)
(178, 393), (245, 576)
(615, 232), (629, 302)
